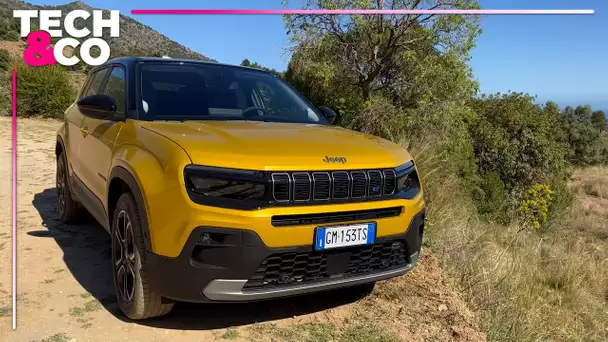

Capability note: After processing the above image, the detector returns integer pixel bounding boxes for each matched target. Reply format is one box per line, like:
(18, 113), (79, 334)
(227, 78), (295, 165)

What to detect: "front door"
(67, 68), (110, 181)
(79, 66), (127, 212)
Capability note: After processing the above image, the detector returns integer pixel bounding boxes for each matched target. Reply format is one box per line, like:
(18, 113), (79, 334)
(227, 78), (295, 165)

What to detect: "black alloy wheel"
(113, 210), (136, 303)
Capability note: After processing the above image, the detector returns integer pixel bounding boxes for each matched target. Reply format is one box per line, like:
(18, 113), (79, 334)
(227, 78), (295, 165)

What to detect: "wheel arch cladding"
(108, 166), (153, 252)
(56, 136), (65, 156)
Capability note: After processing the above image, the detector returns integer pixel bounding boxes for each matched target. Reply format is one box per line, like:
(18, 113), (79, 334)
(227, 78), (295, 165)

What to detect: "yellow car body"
(55, 57), (425, 319)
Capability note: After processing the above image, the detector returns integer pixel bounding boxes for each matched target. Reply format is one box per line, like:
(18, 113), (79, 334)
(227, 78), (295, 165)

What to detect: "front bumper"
(145, 209), (425, 303)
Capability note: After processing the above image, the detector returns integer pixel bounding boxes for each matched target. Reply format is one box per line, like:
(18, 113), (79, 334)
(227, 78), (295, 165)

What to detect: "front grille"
(271, 206), (402, 227)
(271, 173), (290, 201)
(243, 240), (408, 289)
(292, 173), (311, 201)
(271, 169), (397, 203)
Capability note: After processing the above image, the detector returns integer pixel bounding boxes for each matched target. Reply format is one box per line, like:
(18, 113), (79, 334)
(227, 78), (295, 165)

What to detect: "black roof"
(99, 56), (272, 74)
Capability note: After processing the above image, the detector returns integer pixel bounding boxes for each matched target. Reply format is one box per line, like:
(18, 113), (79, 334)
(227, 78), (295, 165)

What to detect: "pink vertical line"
(11, 70), (16, 330)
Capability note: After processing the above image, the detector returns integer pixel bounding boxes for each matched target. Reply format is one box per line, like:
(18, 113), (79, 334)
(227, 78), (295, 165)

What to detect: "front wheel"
(111, 192), (174, 319)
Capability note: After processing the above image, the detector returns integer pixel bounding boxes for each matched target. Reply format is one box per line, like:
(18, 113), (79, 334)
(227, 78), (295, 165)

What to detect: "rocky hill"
(0, 0), (214, 61)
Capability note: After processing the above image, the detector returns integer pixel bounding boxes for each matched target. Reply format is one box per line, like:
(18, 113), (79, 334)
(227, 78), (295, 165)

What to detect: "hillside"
(0, 0), (214, 61)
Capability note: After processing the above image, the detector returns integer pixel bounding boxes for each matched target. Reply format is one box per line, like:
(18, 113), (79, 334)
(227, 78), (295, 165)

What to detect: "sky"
(26, 0), (607, 109)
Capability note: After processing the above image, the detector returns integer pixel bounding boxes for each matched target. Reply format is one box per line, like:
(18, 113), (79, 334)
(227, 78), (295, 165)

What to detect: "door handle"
(80, 127), (89, 136)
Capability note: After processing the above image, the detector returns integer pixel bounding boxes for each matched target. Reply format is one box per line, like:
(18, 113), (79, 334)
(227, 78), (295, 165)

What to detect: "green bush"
(467, 93), (570, 216)
(14, 62), (77, 119)
(0, 71), (10, 116)
(591, 110), (606, 132)
(0, 11), (21, 41)
(559, 105), (602, 165)
(0, 49), (10, 72)
(473, 171), (507, 218)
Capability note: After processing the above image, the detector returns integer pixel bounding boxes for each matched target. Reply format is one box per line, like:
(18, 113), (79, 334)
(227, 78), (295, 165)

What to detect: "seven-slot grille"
(272, 169), (397, 202)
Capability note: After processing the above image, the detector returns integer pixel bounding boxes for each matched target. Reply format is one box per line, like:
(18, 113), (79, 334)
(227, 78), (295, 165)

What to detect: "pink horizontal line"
(130, 9), (594, 15)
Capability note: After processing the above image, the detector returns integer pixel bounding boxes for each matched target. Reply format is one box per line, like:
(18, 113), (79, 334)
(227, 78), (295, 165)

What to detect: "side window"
(102, 67), (126, 113)
(82, 68), (110, 98)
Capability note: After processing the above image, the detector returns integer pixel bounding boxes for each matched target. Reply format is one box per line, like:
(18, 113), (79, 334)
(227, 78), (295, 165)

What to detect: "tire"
(56, 151), (85, 223)
(111, 192), (174, 320)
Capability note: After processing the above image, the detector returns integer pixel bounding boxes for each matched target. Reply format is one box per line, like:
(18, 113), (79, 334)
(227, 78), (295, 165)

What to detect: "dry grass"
(571, 167), (608, 200)
(409, 143), (608, 341)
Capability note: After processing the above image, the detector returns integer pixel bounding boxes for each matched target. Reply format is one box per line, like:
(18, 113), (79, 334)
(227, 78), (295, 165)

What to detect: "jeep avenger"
(55, 57), (426, 319)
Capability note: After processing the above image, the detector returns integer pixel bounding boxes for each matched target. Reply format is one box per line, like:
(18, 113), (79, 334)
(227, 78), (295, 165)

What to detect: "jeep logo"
(323, 156), (347, 164)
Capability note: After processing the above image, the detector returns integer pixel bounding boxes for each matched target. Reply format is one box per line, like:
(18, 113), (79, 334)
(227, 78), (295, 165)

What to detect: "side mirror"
(318, 106), (338, 125)
(77, 95), (120, 120)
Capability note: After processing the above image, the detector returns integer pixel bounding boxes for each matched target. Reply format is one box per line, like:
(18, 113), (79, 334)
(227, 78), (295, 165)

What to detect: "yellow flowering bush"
(519, 184), (554, 229)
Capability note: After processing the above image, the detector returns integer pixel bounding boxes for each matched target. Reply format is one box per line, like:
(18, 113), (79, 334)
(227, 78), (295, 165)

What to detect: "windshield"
(139, 62), (326, 124)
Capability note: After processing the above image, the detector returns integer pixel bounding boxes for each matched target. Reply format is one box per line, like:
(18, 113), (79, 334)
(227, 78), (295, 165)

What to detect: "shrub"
(473, 171), (507, 218)
(13, 62), (77, 119)
(591, 110), (606, 132)
(559, 105), (602, 165)
(0, 49), (9, 71)
(0, 71), (9, 116)
(0, 11), (21, 41)
(468, 93), (570, 217)
(519, 184), (554, 229)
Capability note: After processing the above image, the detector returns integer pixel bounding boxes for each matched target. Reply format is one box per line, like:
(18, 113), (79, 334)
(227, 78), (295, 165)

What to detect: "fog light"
(198, 232), (226, 246)
(200, 233), (213, 245)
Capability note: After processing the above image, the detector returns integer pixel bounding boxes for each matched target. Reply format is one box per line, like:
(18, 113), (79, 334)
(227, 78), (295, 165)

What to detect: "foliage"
(0, 70), (9, 116)
(284, 0), (481, 147)
(0, 48), (10, 71)
(473, 171), (507, 217)
(591, 110), (606, 132)
(284, 0), (481, 102)
(559, 105), (604, 165)
(240, 59), (284, 78)
(0, 1), (215, 68)
(467, 94), (570, 215)
(0, 8), (21, 41)
(519, 184), (554, 228)
(13, 61), (77, 119)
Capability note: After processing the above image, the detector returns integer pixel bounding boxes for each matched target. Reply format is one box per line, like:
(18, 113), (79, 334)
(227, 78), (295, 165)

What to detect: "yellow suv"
(55, 57), (426, 319)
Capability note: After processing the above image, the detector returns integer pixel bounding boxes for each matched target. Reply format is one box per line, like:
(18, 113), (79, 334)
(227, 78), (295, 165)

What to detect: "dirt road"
(0, 117), (486, 342)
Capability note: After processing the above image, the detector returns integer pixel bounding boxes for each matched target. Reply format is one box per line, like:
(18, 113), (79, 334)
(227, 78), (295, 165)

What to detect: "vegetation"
(246, 322), (400, 342)
(240, 58), (284, 78)
(0, 48), (10, 71)
(11, 57), (77, 118)
(0, 0), (606, 340)
(0, 7), (21, 41)
(0, 0), (215, 63)
(277, 0), (608, 340)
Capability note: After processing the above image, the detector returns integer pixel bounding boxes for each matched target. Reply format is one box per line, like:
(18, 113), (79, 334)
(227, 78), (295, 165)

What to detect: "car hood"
(140, 120), (412, 171)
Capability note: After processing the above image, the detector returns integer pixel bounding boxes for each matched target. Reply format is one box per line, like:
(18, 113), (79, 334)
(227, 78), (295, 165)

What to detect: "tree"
(284, 0), (481, 133)
(241, 58), (252, 67)
(559, 105), (602, 165)
(468, 93), (569, 200)
(284, 0), (481, 102)
(239, 59), (285, 78)
(591, 110), (607, 132)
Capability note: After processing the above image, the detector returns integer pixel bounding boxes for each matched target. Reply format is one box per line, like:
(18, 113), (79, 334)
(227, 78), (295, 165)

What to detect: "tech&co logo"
(13, 9), (120, 67)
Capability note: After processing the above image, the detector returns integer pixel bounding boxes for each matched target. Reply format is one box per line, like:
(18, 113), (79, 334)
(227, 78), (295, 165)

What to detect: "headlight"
(396, 161), (420, 193)
(184, 165), (268, 202)
(188, 176), (266, 199)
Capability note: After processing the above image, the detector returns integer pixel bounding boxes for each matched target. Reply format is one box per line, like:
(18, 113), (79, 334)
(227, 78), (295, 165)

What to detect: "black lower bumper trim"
(145, 209), (425, 303)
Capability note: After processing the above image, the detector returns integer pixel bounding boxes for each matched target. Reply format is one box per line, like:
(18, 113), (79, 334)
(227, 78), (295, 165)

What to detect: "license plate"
(314, 222), (376, 251)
